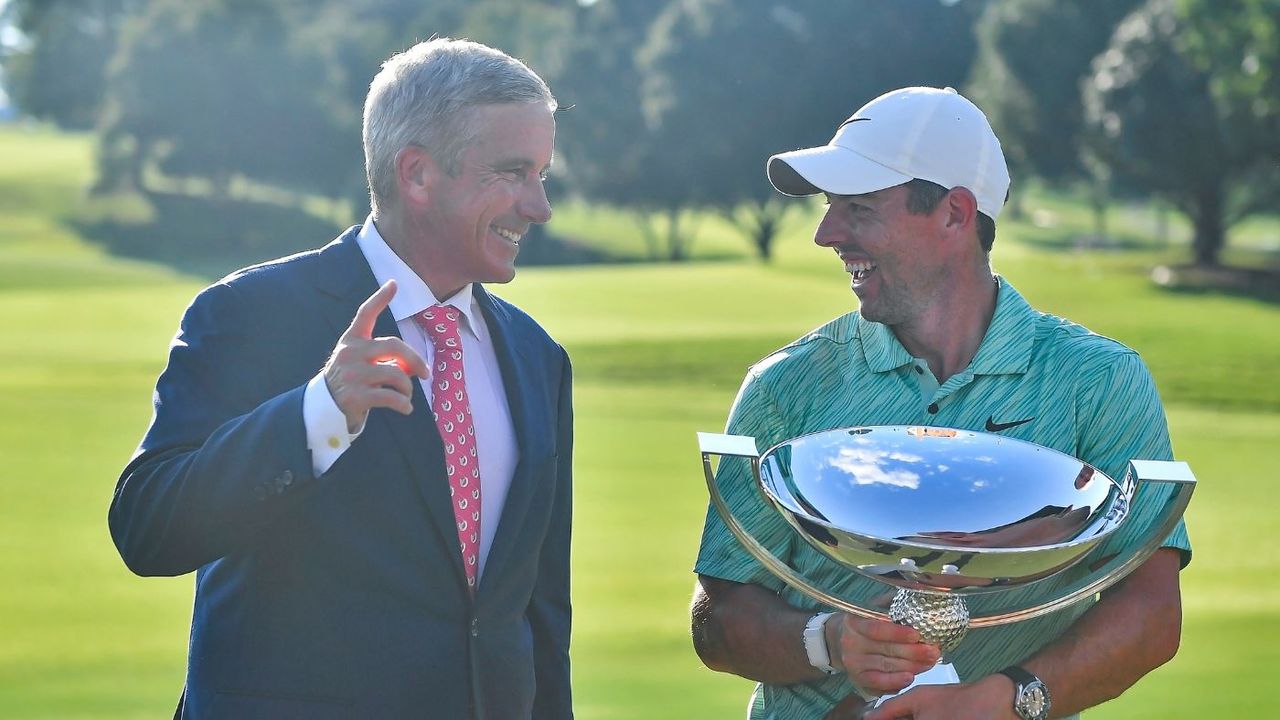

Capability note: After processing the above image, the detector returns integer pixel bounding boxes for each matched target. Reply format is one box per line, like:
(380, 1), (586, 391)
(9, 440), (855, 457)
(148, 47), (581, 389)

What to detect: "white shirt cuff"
(303, 372), (362, 476)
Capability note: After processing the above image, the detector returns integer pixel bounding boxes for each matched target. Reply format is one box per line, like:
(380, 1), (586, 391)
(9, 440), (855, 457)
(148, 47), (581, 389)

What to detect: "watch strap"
(997, 665), (1039, 688)
(803, 612), (839, 675)
(997, 665), (1051, 720)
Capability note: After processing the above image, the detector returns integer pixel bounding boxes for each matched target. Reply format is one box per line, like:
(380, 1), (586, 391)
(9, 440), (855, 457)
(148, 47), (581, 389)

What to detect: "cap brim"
(767, 145), (912, 197)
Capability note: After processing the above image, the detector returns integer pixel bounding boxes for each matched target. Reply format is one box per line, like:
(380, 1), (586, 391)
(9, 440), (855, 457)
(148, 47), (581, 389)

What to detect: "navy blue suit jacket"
(110, 227), (573, 719)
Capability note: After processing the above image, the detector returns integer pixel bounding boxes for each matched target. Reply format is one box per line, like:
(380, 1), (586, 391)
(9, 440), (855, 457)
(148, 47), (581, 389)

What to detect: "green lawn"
(1, 126), (1276, 718)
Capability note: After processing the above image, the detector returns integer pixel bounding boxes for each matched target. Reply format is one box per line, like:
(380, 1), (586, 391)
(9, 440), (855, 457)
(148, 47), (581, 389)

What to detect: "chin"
(486, 265), (518, 284)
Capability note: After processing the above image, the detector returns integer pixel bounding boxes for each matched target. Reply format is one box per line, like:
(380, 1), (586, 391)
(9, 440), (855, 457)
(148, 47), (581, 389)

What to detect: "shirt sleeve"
(1075, 350), (1192, 567)
(693, 364), (797, 591)
(302, 372), (362, 476)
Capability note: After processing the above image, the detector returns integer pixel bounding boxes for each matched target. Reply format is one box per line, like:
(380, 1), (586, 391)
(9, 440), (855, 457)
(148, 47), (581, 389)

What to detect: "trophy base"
(871, 662), (961, 709)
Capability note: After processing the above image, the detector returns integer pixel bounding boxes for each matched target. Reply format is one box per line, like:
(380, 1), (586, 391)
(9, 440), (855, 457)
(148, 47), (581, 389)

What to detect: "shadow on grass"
(1152, 264), (1280, 305)
(73, 191), (629, 280)
(73, 191), (346, 279)
(1011, 226), (1168, 253)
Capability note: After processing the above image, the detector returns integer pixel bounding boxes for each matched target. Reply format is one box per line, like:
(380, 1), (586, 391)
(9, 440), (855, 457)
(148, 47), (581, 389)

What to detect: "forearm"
(1023, 548), (1183, 717)
(110, 384), (314, 576)
(691, 575), (827, 684)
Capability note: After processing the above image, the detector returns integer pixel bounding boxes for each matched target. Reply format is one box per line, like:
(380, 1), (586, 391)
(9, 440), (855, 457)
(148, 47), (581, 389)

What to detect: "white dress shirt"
(302, 218), (518, 580)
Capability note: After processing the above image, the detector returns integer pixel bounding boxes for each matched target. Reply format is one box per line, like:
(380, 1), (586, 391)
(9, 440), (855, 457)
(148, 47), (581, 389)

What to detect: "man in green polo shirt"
(691, 87), (1191, 720)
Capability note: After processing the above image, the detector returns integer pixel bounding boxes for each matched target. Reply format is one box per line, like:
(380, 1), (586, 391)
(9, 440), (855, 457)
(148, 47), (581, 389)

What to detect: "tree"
(549, 0), (684, 260)
(967, 0), (1145, 233)
(1082, 0), (1280, 265)
(636, 0), (979, 261)
(1, 0), (136, 129)
(94, 0), (574, 205)
(1178, 0), (1280, 163)
(96, 0), (360, 199)
(968, 0), (1144, 185)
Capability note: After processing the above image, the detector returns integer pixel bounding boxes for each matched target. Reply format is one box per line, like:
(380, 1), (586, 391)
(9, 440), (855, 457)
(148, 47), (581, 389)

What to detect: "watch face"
(1019, 681), (1050, 719)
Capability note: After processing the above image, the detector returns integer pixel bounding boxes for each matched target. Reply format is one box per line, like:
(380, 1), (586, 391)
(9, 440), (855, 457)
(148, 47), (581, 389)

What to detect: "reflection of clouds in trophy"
(827, 447), (923, 489)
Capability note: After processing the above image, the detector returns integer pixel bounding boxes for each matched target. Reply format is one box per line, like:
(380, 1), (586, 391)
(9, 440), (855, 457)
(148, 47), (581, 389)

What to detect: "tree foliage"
(1082, 0), (1280, 265)
(967, 0), (1144, 184)
(632, 0), (979, 260)
(2, 0), (136, 130)
(98, 1), (359, 199)
(8, 0), (1280, 269)
(1178, 0), (1280, 162)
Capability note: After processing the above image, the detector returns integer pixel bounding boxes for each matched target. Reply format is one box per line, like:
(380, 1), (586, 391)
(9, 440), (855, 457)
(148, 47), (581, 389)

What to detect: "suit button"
(470, 618), (479, 637)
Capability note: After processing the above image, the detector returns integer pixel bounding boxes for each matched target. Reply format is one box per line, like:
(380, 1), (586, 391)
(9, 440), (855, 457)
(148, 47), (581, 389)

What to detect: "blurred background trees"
(2, 0), (1278, 268)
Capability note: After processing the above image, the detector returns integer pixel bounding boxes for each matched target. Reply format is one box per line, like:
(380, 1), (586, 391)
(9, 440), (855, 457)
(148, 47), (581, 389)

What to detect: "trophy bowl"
(698, 426), (1195, 685)
(758, 426), (1127, 597)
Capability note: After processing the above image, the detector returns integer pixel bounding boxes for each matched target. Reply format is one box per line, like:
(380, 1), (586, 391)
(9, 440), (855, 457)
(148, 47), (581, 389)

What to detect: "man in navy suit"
(110, 38), (572, 719)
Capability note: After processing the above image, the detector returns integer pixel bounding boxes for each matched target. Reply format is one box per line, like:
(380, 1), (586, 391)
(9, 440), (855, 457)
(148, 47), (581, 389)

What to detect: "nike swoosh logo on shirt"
(985, 415), (1034, 432)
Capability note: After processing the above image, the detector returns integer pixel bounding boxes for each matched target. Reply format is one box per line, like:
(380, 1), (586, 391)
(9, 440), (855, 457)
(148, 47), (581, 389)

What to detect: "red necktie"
(414, 305), (481, 592)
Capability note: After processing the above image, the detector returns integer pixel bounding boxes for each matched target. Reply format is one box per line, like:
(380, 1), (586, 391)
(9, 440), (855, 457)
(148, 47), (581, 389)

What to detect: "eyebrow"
(491, 156), (553, 172)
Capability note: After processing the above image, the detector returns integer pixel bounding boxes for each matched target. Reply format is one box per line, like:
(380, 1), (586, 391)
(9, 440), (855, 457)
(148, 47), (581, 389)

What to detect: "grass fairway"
(1, 125), (1277, 718)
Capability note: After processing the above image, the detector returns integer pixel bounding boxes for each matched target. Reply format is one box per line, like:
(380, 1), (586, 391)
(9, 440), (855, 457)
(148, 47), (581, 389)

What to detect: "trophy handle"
(968, 459), (1196, 627)
(698, 432), (888, 621)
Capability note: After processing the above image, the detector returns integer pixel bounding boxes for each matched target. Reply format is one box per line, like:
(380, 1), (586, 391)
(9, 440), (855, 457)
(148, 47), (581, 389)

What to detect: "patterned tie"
(414, 305), (481, 592)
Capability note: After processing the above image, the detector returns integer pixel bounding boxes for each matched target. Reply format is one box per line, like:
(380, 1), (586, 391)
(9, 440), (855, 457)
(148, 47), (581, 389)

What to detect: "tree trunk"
(754, 217), (775, 262)
(665, 207), (687, 262)
(727, 199), (788, 262)
(1191, 187), (1224, 267)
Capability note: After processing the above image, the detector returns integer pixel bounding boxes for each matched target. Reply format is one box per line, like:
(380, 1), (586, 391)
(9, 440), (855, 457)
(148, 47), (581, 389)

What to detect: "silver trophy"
(698, 426), (1195, 704)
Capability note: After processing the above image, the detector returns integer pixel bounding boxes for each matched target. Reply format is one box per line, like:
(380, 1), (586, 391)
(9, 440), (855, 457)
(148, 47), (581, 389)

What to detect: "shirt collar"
(857, 276), (1037, 376)
(355, 216), (481, 331)
(967, 277), (1037, 376)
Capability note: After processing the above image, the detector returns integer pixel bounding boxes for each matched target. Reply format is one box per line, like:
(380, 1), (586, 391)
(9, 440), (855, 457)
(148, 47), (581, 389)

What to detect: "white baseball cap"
(767, 86), (1011, 220)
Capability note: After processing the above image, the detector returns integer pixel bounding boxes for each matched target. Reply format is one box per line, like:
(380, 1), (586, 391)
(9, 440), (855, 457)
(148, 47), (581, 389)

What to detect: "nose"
(813, 206), (847, 248)
(519, 177), (552, 225)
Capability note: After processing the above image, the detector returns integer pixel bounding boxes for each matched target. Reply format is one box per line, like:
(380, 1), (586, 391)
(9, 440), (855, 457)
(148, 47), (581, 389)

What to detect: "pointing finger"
(346, 280), (397, 341)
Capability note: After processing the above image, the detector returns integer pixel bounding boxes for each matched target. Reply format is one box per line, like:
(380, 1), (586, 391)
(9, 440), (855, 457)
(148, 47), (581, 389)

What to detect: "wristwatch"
(997, 665), (1051, 720)
(802, 612), (840, 675)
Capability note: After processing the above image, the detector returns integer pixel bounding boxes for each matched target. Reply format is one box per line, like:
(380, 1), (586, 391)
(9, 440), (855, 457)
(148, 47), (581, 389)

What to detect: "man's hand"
(828, 614), (941, 696)
(323, 280), (430, 433)
(863, 674), (1017, 720)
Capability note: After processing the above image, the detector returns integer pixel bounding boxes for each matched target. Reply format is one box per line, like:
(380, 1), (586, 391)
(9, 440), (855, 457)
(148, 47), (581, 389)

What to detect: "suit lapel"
(313, 229), (468, 590)
(474, 285), (543, 589)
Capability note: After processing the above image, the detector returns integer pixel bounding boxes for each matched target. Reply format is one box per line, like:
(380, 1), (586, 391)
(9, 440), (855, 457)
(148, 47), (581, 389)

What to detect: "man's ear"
(942, 186), (979, 236)
(395, 145), (439, 207)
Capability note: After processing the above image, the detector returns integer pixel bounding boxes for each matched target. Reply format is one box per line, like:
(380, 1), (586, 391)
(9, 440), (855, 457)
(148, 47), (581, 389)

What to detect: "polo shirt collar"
(968, 277), (1037, 376)
(355, 216), (481, 332)
(859, 318), (914, 373)
(857, 276), (1037, 376)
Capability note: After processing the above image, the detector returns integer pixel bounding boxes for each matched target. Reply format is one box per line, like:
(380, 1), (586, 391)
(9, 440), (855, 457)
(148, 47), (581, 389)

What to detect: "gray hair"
(362, 38), (556, 214)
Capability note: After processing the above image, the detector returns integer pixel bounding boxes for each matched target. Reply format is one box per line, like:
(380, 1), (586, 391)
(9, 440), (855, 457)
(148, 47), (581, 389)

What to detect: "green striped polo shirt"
(695, 278), (1192, 719)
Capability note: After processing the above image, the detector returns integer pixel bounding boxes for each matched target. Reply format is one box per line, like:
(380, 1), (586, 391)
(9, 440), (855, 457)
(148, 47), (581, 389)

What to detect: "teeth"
(844, 260), (875, 273)
(493, 227), (522, 244)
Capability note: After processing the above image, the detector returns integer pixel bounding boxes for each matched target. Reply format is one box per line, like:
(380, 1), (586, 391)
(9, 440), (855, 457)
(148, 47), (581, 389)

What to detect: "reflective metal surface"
(757, 426), (1127, 594)
(697, 427), (1194, 627)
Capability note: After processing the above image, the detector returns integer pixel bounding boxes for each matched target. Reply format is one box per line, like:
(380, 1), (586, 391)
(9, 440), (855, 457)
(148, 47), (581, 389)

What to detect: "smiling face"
(814, 184), (953, 328)
(409, 101), (555, 299)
